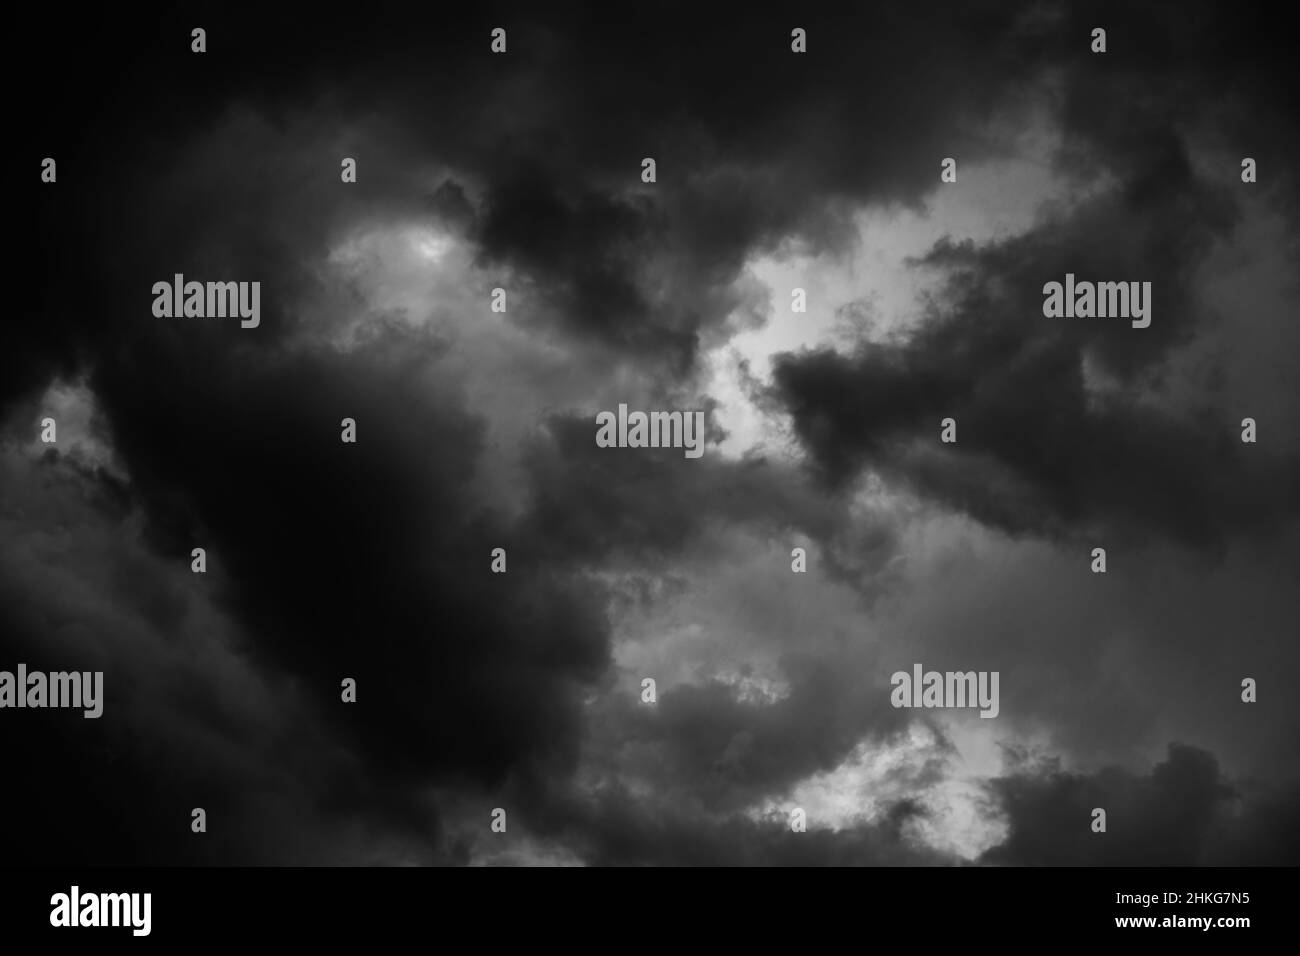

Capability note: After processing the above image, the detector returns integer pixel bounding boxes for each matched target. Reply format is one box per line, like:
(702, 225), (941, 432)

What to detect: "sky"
(5, 0), (1298, 866)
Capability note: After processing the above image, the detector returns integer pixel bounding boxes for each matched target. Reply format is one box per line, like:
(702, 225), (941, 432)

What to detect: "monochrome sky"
(5, 0), (1298, 865)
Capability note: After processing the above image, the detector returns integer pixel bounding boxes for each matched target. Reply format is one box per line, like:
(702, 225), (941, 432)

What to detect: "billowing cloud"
(4, 0), (1297, 867)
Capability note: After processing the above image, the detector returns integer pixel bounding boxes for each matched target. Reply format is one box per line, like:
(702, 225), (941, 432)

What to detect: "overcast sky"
(5, 0), (1298, 865)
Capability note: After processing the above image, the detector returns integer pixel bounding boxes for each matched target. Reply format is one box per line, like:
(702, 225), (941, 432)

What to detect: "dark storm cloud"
(1051, 0), (1300, 238)
(1, 325), (612, 862)
(981, 743), (1300, 866)
(447, 1), (1058, 366)
(18, 1), (1067, 391)
(0, 444), (449, 865)
(9, 0), (1300, 868)
(771, 204), (1300, 549)
(769, 3), (1300, 549)
(99, 322), (607, 778)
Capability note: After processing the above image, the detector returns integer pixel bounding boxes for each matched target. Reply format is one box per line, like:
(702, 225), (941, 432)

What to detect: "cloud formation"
(5, 0), (1298, 866)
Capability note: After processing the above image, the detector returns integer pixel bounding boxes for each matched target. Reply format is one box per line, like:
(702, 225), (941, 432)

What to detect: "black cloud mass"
(5, 0), (1298, 866)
